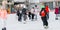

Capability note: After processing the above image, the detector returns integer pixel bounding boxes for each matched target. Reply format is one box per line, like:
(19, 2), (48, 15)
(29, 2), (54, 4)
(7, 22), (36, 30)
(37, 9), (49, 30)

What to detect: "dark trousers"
(41, 16), (48, 26)
(28, 12), (35, 20)
(23, 14), (27, 21)
(28, 12), (31, 19)
(18, 13), (22, 21)
(31, 14), (35, 20)
(47, 13), (49, 20)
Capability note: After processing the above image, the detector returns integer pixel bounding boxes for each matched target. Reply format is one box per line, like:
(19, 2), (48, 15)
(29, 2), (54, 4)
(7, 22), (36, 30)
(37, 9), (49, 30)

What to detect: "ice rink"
(0, 11), (60, 30)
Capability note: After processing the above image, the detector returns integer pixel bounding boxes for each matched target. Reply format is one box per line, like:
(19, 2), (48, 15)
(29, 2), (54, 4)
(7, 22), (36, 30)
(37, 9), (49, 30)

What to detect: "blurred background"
(0, 0), (60, 14)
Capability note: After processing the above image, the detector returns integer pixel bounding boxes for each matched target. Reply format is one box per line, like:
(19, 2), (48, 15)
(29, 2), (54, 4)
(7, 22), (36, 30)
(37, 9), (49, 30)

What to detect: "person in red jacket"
(45, 6), (49, 13)
(40, 8), (48, 29)
(55, 6), (59, 20)
(45, 6), (50, 20)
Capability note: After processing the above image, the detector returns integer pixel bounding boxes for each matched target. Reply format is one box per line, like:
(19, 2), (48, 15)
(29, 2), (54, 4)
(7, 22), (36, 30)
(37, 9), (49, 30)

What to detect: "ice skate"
(44, 25), (49, 29)
(55, 18), (58, 20)
(2, 27), (6, 30)
(23, 21), (26, 24)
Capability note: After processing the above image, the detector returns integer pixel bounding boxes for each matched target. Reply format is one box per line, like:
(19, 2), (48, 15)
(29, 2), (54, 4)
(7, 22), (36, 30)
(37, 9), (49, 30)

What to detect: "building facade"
(29, 0), (60, 10)
(0, 0), (60, 10)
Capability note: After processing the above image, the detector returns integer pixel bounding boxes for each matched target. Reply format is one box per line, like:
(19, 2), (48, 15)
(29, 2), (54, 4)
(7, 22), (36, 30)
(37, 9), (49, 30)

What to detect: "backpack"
(40, 10), (46, 17)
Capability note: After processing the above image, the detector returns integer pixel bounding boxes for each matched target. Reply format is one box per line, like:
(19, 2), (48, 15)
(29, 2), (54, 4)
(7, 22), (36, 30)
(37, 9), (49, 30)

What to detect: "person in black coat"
(17, 9), (22, 22)
(22, 8), (27, 21)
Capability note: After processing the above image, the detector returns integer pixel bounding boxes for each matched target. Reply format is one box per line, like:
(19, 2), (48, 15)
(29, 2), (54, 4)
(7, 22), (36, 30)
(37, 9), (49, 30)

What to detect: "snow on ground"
(0, 11), (60, 30)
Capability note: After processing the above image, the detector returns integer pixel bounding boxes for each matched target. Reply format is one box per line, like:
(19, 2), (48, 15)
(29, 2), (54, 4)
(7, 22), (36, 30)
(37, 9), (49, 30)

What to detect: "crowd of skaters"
(0, 2), (50, 30)
(17, 5), (39, 22)
(0, 0), (60, 30)
(16, 4), (50, 29)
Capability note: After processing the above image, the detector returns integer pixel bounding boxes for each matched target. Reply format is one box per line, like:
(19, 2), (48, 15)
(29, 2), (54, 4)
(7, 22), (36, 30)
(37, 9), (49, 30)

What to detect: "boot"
(44, 25), (48, 29)
(2, 27), (6, 30)
(56, 18), (58, 20)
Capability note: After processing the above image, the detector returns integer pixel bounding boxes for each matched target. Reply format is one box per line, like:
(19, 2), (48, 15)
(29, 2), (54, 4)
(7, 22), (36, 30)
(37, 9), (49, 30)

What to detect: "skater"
(0, 9), (7, 30)
(40, 8), (48, 29)
(55, 6), (59, 20)
(45, 5), (50, 20)
(30, 7), (35, 21)
(22, 7), (27, 23)
(17, 9), (22, 22)
(28, 10), (32, 20)
(55, 6), (60, 20)
(0, 0), (8, 30)
(34, 5), (39, 20)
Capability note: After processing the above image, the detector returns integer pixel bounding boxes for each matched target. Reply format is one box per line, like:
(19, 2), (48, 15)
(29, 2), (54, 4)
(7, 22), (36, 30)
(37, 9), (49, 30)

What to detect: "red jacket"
(45, 6), (49, 13)
(55, 8), (59, 14)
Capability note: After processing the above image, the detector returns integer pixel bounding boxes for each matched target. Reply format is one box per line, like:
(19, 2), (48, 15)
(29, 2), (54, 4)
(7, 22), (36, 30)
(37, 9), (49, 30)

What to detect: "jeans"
(31, 14), (35, 20)
(35, 15), (37, 20)
(46, 13), (49, 20)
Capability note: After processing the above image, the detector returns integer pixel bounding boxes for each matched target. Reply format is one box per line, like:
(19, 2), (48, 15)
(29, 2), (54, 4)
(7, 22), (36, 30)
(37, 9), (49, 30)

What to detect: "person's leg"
(56, 14), (58, 20)
(28, 12), (31, 20)
(17, 12), (19, 17)
(24, 14), (27, 21)
(2, 19), (6, 30)
(43, 17), (48, 29)
(41, 17), (48, 26)
(44, 19), (48, 26)
(18, 14), (22, 21)
(44, 17), (48, 26)
(35, 14), (37, 20)
(23, 14), (27, 24)
(32, 14), (35, 21)
(47, 13), (49, 20)
(41, 17), (45, 26)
